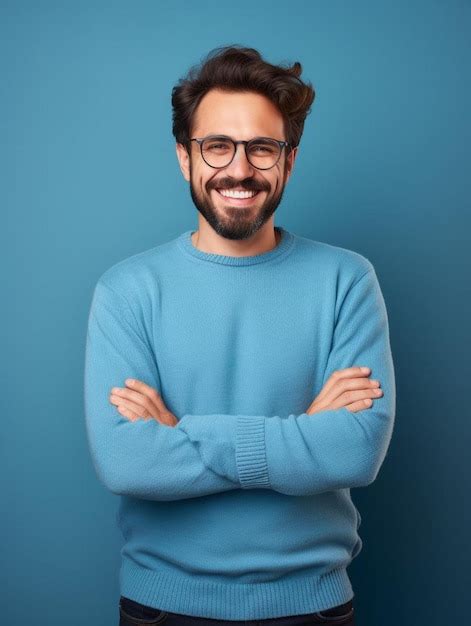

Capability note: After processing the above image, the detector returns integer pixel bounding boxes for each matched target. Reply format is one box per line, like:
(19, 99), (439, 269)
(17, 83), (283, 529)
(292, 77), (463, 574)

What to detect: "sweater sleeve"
(83, 279), (239, 501)
(176, 266), (396, 495)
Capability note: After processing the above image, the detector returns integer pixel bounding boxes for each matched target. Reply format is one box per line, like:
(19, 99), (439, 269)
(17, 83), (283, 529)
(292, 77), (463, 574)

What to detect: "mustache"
(209, 178), (269, 192)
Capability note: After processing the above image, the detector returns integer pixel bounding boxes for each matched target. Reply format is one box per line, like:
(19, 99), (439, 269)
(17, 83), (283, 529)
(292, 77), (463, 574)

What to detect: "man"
(84, 45), (395, 626)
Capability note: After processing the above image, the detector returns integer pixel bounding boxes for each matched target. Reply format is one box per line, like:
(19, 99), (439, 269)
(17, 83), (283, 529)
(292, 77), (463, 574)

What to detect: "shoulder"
(291, 232), (375, 286)
(100, 240), (168, 284)
(95, 235), (180, 299)
(90, 236), (180, 323)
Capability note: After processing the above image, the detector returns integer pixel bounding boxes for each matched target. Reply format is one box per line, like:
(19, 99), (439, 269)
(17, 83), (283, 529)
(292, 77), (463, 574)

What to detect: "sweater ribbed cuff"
(235, 415), (271, 488)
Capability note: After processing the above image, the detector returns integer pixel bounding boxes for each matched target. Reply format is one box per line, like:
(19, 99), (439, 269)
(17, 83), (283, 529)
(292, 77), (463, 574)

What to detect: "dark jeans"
(119, 596), (355, 625)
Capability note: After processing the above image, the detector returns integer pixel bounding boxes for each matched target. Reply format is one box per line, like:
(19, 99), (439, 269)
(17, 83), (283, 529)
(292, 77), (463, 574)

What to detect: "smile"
(215, 188), (262, 204)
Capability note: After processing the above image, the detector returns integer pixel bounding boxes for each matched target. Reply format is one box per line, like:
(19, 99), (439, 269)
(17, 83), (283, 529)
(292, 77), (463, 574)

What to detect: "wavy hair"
(171, 45), (315, 153)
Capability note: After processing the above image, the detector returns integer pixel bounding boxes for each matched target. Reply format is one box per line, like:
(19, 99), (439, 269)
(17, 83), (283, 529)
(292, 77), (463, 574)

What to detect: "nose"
(224, 142), (255, 178)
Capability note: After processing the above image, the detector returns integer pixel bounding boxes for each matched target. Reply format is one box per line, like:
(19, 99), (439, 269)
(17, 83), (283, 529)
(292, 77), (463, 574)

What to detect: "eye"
(248, 141), (278, 155)
(203, 138), (232, 152)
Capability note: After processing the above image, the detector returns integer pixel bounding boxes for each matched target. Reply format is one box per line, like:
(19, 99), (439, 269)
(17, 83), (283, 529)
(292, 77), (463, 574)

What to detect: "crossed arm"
(84, 268), (395, 501)
(109, 364), (383, 425)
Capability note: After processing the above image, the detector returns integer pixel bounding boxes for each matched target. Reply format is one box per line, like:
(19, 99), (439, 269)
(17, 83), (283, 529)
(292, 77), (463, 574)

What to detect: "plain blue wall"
(2, 1), (470, 624)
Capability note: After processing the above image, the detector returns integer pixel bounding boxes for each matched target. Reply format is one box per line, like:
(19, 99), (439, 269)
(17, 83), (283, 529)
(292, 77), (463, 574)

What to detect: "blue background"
(2, 1), (470, 624)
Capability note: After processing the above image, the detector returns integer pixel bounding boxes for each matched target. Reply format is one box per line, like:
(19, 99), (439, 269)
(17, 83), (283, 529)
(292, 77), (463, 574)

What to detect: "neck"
(192, 226), (280, 257)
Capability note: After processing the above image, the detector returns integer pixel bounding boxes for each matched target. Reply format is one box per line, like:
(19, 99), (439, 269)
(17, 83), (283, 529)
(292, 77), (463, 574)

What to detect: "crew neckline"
(177, 226), (295, 266)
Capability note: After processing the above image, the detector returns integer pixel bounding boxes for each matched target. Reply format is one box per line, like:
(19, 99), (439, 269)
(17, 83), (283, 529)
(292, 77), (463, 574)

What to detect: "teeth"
(218, 189), (258, 199)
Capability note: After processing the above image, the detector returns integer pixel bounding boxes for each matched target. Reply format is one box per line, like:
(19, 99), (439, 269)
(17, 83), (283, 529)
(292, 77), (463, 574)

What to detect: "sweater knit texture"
(84, 225), (396, 620)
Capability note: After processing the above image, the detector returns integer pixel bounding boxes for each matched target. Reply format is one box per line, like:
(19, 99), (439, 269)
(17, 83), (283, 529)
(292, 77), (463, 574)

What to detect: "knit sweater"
(84, 225), (396, 620)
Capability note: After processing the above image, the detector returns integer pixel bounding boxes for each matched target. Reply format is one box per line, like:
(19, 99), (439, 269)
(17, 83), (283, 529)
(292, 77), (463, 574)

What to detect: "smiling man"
(84, 45), (396, 626)
(180, 88), (295, 249)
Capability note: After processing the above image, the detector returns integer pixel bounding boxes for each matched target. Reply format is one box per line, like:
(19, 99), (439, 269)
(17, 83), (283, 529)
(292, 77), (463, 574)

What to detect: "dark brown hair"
(171, 45), (315, 153)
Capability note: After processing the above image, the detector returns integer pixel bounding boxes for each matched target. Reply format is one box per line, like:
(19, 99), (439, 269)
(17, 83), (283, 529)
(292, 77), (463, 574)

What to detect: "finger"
(124, 379), (168, 411)
(306, 393), (376, 415)
(319, 387), (382, 412)
(110, 387), (159, 417)
(307, 386), (382, 413)
(344, 398), (374, 413)
(116, 405), (141, 422)
(159, 412), (178, 426)
(336, 387), (383, 408)
(319, 376), (381, 407)
(110, 393), (176, 426)
(110, 394), (151, 419)
(315, 366), (371, 403)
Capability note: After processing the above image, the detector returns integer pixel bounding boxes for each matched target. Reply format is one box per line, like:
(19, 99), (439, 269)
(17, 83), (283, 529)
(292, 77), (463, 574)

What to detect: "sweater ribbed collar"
(177, 226), (295, 266)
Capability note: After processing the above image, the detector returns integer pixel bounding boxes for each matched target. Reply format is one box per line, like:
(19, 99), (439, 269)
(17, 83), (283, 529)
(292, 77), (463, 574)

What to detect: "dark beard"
(188, 160), (288, 241)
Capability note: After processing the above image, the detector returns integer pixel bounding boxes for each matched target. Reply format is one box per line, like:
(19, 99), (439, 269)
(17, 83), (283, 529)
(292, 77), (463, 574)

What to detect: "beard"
(188, 159), (289, 241)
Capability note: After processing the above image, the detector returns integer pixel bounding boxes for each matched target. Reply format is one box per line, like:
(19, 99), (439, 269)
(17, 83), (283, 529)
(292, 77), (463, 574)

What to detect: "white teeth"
(218, 189), (258, 199)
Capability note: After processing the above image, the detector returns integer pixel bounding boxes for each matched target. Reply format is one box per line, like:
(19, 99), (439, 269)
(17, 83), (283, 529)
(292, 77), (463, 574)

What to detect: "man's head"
(172, 46), (315, 241)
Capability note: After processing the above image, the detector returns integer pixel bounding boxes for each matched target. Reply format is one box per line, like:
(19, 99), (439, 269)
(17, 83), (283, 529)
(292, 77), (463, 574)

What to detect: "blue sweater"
(84, 225), (396, 620)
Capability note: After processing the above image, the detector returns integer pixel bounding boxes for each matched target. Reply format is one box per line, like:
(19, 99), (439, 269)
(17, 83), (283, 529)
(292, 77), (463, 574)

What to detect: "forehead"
(192, 89), (285, 139)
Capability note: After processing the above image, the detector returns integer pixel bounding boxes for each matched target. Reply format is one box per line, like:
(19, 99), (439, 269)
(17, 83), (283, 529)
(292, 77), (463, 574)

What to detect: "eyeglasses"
(189, 135), (292, 170)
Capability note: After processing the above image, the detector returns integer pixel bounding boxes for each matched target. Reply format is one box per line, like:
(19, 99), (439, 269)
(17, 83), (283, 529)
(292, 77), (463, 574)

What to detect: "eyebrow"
(200, 134), (283, 142)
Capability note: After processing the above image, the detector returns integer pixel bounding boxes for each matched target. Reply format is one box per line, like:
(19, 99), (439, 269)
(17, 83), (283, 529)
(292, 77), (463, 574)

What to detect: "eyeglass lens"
(201, 137), (281, 169)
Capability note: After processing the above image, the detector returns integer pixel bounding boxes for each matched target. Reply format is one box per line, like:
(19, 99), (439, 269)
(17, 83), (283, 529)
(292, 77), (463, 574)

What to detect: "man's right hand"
(306, 366), (383, 414)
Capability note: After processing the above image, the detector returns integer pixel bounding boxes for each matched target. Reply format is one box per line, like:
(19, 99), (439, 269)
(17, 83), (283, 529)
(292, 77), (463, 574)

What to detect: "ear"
(284, 146), (298, 183)
(176, 142), (191, 182)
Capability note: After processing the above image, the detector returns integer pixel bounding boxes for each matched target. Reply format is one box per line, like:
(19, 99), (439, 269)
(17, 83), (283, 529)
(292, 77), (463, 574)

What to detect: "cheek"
(271, 166), (285, 190)
(269, 173), (281, 194)
(192, 171), (207, 194)
(197, 172), (212, 192)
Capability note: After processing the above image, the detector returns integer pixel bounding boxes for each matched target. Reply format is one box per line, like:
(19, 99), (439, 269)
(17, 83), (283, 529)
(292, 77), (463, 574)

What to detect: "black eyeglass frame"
(188, 135), (293, 170)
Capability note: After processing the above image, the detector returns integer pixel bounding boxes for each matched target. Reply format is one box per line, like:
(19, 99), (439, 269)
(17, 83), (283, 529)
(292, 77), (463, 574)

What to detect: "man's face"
(176, 89), (298, 240)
